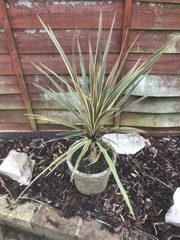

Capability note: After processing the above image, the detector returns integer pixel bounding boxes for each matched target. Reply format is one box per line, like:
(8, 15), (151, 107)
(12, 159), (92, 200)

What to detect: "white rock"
(173, 187), (180, 206)
(165, 188), (180, 227)
(102, 133), (145, 155)
(165, 206), (180, 227)
(0, 150), (35, 185)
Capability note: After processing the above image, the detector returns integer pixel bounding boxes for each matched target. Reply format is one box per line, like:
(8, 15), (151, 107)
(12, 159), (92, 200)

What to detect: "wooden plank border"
(0, 129), (179, 139)
(114, 0), (133, 126)
(0, 0), (37, 131)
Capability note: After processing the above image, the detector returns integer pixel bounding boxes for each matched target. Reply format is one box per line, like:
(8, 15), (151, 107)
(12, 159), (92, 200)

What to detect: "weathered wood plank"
(0, 94), (24, 109)
(0, 122), (179, 133)
(29, 94), (180, 114)
(0, 30), (9, 53)
(3, 1), (124, 29)
(1, 96), (179, 127)
(4, 93), (179, 115)
(3, 53), (110, 75)
(2, 110), (179, 128)
(0, 109), (28, 123)
(1, 29), (179, 54)
(0, 54), (14, 75)
(33, 110), (114, 125)
(1, 91), (179, 115)
(12, 29), (121, 54)
(130, 75), (180, 97)
(126, 54), (180, 75)
(131, 2), (180, 30)
(1, 54), (177, 75)
(0, 76), (20, 94)
(130, 30), (180, 54)
(30, 93), (63, 110)
(0, 108), (113, 125)
(21, 53), (180, 75)
(135, 0), (180, 3)
(121, 113), (180, 127)
(1, 1), (179, 30)
(1, 74), (179, 98)
(18, 53), (115, 75)
(0, 75), (69, 94)
(1, 52), (179, 75)
(0, 123), (31, 131)
(0, 109), (72, 124)
(124, 97), (180, 113)
(33, 110), (79, 124)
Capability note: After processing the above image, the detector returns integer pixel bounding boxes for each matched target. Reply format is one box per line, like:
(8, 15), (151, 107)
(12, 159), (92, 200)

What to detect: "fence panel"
(0, 0), (179, 134)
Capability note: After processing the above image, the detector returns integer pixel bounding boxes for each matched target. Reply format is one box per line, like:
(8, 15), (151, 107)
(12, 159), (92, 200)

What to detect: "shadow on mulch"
(0, 136), (179, 239)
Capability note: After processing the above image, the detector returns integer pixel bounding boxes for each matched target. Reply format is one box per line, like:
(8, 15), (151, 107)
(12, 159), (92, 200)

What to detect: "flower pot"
(67, 140), (116, 195)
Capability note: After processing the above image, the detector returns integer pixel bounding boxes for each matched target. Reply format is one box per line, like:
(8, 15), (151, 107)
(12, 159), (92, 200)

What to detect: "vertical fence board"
(0, 0), (37, 130)
(114, 0), (133, 126)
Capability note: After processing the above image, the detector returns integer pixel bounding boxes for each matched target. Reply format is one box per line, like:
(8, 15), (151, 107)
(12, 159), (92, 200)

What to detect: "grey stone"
(0, 150), (35, 185)
(102, 133), (145, 155)
(165, 188), (180, 227)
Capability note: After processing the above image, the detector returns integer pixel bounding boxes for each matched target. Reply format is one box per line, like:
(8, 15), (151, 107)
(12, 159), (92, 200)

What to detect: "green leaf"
(28, 114), (82, 129)
(97, 142), (134, 217)
(47, 139), (89, 176)
(71, 139), (92, 179)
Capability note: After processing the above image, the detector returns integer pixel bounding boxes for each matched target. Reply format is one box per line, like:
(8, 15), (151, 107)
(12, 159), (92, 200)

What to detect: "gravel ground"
(0, 225), (46, 240)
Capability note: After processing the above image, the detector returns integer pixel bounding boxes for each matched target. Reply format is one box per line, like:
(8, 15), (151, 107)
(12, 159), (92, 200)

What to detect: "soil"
(0, 136), (179, 240)
(71, 141), (112, 174)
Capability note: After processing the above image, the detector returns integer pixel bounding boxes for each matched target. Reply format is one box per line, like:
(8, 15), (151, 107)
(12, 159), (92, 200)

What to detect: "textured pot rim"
(66, 139), (117, 178)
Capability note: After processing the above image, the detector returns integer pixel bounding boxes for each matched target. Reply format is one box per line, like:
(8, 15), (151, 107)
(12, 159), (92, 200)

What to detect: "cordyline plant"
(26, 13), (179, 217)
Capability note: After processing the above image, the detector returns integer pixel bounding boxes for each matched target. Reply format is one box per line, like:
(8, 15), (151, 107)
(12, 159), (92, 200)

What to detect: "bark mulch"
(0, 136), (179, 240)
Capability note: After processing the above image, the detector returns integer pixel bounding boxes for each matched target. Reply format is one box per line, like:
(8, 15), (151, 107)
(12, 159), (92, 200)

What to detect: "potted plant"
(25, 13), (179, 217)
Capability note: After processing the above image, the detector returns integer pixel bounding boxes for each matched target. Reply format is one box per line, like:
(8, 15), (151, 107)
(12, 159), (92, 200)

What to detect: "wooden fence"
(0, 0), (180, 134)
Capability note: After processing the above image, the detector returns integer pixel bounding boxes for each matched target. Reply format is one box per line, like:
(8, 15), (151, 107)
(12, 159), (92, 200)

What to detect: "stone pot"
(66, 140), (116, 195)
